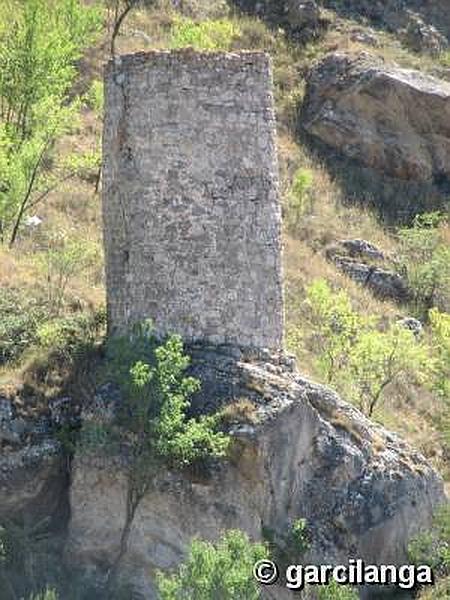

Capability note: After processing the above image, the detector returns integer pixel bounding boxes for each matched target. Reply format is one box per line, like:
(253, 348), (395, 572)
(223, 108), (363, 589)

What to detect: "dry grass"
(221, 398), (259, 425)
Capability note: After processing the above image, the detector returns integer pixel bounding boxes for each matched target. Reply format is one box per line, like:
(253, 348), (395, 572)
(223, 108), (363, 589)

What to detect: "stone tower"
(102, 50), (284, 349)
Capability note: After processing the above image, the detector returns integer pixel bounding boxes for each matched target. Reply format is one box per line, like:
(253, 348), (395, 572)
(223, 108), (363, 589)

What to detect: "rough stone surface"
(301, 52), (450, 185)
(329, 255), (411, 302)
(340, 239), (384, 261)
(321, 0), (450, 40)
(397, 317), (423, 339)
(102, 50), (284, 350)
(67, 349), (445, 598)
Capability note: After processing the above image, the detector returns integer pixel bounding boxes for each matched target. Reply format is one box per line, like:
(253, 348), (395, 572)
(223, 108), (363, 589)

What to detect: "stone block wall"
(102, 50), (283, 349)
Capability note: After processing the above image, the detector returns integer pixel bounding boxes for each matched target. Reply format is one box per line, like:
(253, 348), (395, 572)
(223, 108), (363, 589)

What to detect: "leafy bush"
(408, 504), (450, 579)
(429, 308), (450, 400)
(36, 234), (99, 316)
(0, 0), (102, 245)
(288, 518), (310, 556)
(398, 212), (450, 315)
(305, 279), (369, 383)
(286, 168), (315, 231)
(0, 288), (44, 364)
(169, 17), (240, 50)
(316, 580), (359, 600)
(156, 530), (267, 600)
(95, 322), (230, 588)
(304, 280), (431, 416)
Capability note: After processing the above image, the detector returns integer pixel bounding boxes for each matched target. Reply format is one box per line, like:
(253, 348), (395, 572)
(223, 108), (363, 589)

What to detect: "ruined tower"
(102, 50), (284, 349)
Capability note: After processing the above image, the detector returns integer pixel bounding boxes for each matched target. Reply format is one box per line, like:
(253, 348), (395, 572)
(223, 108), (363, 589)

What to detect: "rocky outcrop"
(321, 1), (450, 41)
(325, 240), (411, 302)
(301, 52), (450, 188)
(0, 396), (69, 522)
(66, 346), (445, 598)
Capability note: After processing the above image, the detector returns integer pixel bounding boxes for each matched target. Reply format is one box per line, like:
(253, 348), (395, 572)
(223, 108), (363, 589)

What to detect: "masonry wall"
(102, 50), (284, 349)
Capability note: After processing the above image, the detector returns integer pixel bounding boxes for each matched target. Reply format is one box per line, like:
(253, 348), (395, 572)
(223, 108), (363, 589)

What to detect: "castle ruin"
(102, 50), (284, 349)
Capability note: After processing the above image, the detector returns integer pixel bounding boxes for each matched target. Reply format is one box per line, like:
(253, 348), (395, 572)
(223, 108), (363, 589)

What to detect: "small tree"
(304, 280), (432, 416)
(286, 168), (314, 232)
(305, 279), (370, 384)
(0, 0), (101, 245)
(398, 212), (450, 315)
(338, 325), (430, 416)
(95, 323), (230, 588)
(429, 308), (450, 400)
(317, 580), (359, 600)
(156, 530), (268, 600)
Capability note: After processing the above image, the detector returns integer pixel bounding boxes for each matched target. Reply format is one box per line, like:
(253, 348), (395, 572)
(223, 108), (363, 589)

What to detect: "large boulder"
(301, 52), (450, 186)
(66, 346), (445, 598)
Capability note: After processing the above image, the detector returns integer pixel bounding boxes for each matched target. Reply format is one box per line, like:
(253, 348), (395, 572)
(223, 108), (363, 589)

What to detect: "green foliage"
(169, 17), (240, 50)
(288, 518), (310, 556)
(429, 308), (450, 400)
(0, 0), (102, 244)
(305, 279), (369, 383)
(0, 288), (44, 364)
(85, 80), (104, 117)
(95, 323), (230, 588)
(105, 322), (230, 470)
(36, 233), (99, 316)
(286, 168), (315, 231)
(304, 280), (431, 416)
(36, 311), (104, 359)
(339, 325), (430, 416)
(408, 504), (450, 578)
(398, 212), (450, 315)
(156, 530), (267, 600)
(316, 580), (359, 600)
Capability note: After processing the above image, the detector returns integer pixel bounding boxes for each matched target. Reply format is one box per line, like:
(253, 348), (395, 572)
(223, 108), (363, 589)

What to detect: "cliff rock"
(66, 346), (445, 597)
(301, 52), (450, 187)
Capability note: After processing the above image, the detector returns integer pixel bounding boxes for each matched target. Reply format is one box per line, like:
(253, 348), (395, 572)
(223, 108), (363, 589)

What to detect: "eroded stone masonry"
(102, 50), (284, 349)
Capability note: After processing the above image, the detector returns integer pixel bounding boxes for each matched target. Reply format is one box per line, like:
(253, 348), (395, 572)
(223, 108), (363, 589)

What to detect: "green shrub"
(0, 0), (102, 245)
(398, 212), (450, 315)
(429, 308), (450, 400)
(97, 323), (230, 588)
(304, 280), (431, 416)
(288, 518), (310, 556)
(316, 580), (359, 600)
(286, 168), (315, 231)
(36, 234), (99, 317)
(36, 311), (104, 360)
(169, 17), (240, 50)
(0, 288), (44, 364)
(156, 530), (268, 600)
(408, 504), (450, 578)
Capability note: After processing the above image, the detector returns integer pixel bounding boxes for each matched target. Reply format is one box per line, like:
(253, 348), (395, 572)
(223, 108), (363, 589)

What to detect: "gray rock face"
(102, 50), (284, 351)
(325, 240), (410, 302)
(330, 256), (411, 302)
(301, 52), (450, 185)
(67, 349), (445, 597)
(321, 0), (450, 40)
(397, 317), (423, 339)
(0, 396), (77, 521)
